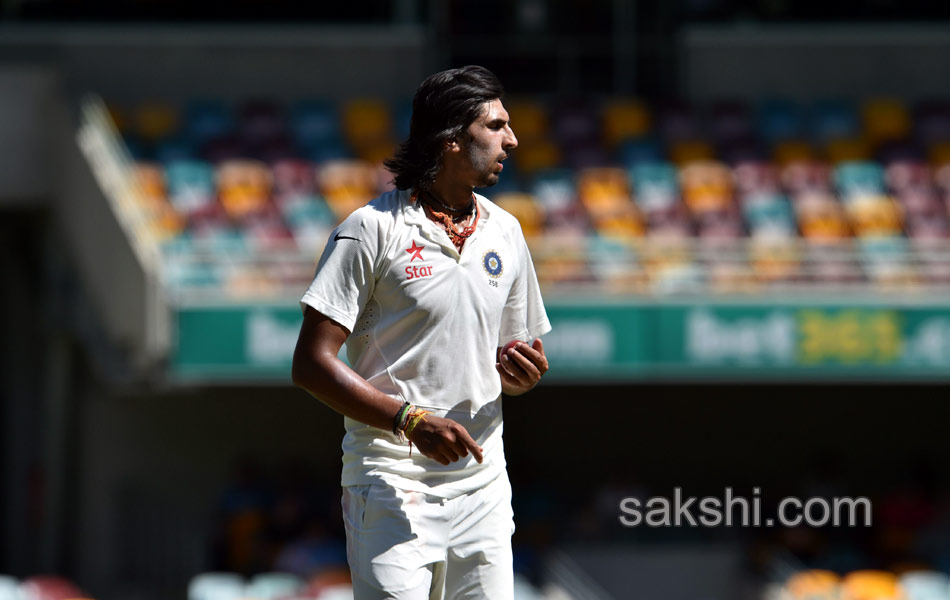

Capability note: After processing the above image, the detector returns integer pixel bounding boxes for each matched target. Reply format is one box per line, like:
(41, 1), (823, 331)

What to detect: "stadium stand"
(0, 576), (17, 600)
(108, 95), (950, 302)
(242, 572), (304, 599)
(60, 77), (950, 600)
(773, 567), (950, 600)
(187, 572), (245, 600)
(17, 576), (86, 600)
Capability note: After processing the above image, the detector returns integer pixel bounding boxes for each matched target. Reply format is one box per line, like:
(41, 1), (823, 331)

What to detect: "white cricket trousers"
(341, 473), (515, 600)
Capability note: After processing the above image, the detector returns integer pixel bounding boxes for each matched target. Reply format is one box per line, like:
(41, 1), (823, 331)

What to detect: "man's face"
(457, 99), (518, 188)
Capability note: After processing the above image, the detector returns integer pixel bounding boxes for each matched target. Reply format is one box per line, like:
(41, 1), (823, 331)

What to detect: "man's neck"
(428, 174), (475, 212)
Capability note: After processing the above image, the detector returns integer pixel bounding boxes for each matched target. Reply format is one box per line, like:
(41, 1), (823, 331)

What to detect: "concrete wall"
(0, 67), (59, 207)
(0, 25), (426, 104)
(681, 25), (950, 101)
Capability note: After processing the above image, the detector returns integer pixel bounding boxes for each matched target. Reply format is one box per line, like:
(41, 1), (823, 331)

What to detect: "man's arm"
(292, 306), (483, 465)
(496, 338), (549, 396)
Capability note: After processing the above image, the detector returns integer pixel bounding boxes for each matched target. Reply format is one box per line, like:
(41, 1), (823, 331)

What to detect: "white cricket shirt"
(300, 188), (551, 498)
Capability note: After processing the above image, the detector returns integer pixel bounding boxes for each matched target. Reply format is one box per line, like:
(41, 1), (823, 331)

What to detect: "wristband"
(404, 409), (432, 457)
(392, 402), (412, 435)
(404, 410), (431, 439)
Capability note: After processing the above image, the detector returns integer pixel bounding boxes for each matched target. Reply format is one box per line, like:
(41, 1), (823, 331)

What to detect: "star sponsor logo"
(482, 250), (503, 278)
(406, 240), (424, 262)
(405, 264), (434, 280)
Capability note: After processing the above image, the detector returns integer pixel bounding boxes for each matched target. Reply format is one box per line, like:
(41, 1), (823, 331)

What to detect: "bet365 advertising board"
(171, 299), (950, 382)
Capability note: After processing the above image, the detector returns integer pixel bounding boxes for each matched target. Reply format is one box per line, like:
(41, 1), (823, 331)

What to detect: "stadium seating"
(18, 577), (85, 600)
(112, 95), (950, 297)
(840, 570), (901, 600)
(778, 567), (950, 600)
(243, 572), (304, 598)
(899, 570), (950, 600)
(187, 572), (245, 600)
(0, 576), (18, 600)
(784, 568), (840, 599)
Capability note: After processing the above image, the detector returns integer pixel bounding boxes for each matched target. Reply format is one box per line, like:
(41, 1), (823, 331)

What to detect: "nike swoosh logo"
(334, 233), (361, 242)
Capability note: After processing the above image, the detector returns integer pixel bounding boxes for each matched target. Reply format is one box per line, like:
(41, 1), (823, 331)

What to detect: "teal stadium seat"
(629, 162), (679, 213)
(394, 98), (413, 141)
(0, 575), (18, 600)
(166, 160), (216, 215)
(758, 99), (805, 143)
(529, 169), (577, 213)
(899, 571), (950, 600)
(292, 100), (346, 161)
(742, 192), (797, 238)
(187, 572), (245, 600)
(834, 161), (886, 199)
(617, 136), (664, 167)
(185, 100), (234, 145)
(811, 99), (860, 142)
(243, 572), (304, 599)
(512, 573), (544, 600)
(154, 135), (197, 165)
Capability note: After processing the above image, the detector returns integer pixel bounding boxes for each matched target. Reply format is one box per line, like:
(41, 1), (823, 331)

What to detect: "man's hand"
(496, 338), (548, 396)
(408, 415), (484, 466)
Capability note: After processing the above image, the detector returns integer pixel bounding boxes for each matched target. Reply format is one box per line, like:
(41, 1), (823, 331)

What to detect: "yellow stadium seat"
(130, 164), (185, 240)
(342, 98), (393, 151)
(505, 98), (549, 142)
(147, 203), (186, 242)
(928, 141), (950, 167)
(679, 161), (734, 215)
(515, 138), (562, 175)
(216, 159), (272, 220)
(773, 140), (815, 166)
(840, 570), (901, 600)
(795, 192), (851, 241)
(577, 168), (644, 238)
(577, 167), (633, 212)
(862, 98), (911, 144)
(132, 163), (167, 209)
(844, 196), (903, 237)
(318, 159), (379, 221)
(105, 103), (128, 133)
(356, 138), (397, 165)
(136, 103), (179, 141)
(785, 569), (840, 599)
(670, 139), (716, 166)
(826, 137), (872, 164)
(493, 192), (545, 238)
(602, 98), (651, 147)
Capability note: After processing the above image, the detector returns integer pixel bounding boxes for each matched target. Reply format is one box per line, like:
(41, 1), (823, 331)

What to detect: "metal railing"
(160, 234), (950, 305)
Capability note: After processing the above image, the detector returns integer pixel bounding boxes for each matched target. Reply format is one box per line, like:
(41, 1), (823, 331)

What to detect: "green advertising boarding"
(171, 300), (950, 382)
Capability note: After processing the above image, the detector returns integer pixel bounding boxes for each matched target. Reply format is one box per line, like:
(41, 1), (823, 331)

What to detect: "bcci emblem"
(483, 250), (504, 278)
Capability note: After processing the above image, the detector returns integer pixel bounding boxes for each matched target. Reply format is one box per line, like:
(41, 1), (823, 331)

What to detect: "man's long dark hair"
(384, 65), (504, 192)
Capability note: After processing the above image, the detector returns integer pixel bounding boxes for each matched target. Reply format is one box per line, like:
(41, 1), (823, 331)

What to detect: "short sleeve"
(498, 232), (551, 345)
(299, 209), (379, 333)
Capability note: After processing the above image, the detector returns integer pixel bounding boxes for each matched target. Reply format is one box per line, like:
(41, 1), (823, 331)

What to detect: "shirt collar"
(400, 188), (493, 227)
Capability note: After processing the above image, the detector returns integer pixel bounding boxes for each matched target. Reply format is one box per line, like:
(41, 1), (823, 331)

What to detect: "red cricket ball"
(502, 339), (523, 358)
